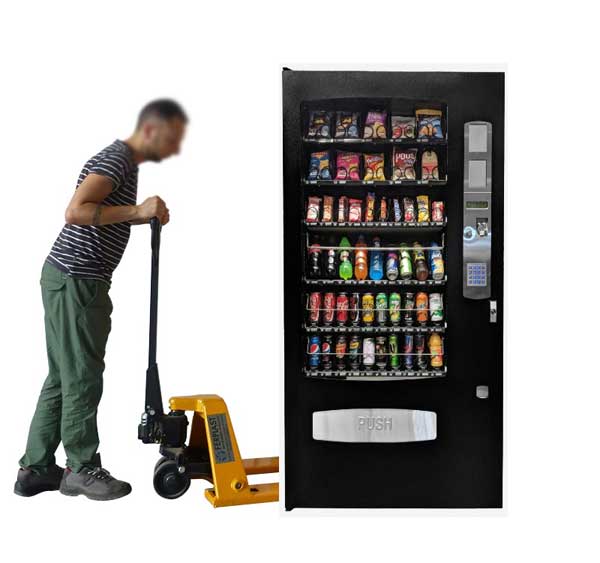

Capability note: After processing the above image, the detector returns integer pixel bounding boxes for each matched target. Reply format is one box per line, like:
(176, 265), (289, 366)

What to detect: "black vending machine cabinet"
(282, 70), (504, 509)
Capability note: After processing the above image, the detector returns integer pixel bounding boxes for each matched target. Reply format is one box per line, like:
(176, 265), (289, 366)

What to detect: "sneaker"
(14, 464), (65, 497)
(59, 466), (132, 501)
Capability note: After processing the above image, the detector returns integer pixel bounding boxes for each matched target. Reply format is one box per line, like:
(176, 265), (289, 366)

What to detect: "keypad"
(467, 262), (487, 287)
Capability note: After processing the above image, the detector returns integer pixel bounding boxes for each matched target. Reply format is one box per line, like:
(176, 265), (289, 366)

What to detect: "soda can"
(399, 245), (413, 279)
(375, 336), (387, 370)
(308, 292), (321, 325)
(349, 292), (360, 326)
(416, 292), (429, 325)
(336, 292), (349, 326)
(389, 334), (400, 369)
(431, 200), (445, 223)
(362, 293), (375, 326)
(348, 335), (361, 370)
(335, 335), (347, 371)
(323, 292), (335, 325)
(429, 293), (444, 324)
(389, 292), (401, 325)
(338, 196), (348, 223)
(322, 335), (333, 371)
(403, 292), (415, 326)
(428, 334), (444, 369)
(376, 293), (388, 326)
(415, 334), (427, 370)
(386, 251), (399, 281)
(403, 334), (414, 370)
(362, 337), (375, 369)
(429, 243), (445, 280)
(309, 244), (322, 278)
(308, 335), (321, 370)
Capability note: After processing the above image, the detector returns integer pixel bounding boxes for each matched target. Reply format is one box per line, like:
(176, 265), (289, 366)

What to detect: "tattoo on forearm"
(92, 204), (103, 226)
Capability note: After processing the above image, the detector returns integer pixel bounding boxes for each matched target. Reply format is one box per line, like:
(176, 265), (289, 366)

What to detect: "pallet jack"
(137, 218), (279, 506)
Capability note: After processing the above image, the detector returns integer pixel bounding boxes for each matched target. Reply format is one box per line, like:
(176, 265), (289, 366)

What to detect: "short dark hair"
(136, 98), (188, 130)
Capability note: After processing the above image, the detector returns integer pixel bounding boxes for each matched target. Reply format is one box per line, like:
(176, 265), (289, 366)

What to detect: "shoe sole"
(14, 482), (60, 497)
(59, 485), (132, 501)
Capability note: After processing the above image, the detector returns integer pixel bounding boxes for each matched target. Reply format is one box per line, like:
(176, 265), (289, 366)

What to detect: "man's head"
(134, 99), (188, 162)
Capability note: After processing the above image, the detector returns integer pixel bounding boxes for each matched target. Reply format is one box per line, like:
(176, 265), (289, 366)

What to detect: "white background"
(1, 0), (599, 560)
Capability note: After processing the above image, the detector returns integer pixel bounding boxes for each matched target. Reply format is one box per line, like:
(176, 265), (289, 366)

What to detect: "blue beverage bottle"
(369, 236), (384, 280)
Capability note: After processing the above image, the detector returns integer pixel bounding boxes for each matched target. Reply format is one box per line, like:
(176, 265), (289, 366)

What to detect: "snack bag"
(379, 196), (388, 222)
(363, 111), (387, 139)
(348, 199), (363, 223)
(363, 153), (385, 181)
(417, 195), (430, 223)
(391, 116), (416, 139)
(307, 151), (332, 181)
(421, 150), (439, 181)
(307, 111), (332, 138)
(393, 198), (402, 222)
(403, 197), (416, 222)
(306, 196), (321, 223)
(392, 148), (417, 181)
(335, 152), (360, 181)
(335, 112), (360, 138)
(365, 193), (376, 222)
(322, 196), (334, 222)
(416, 109), (443, 140)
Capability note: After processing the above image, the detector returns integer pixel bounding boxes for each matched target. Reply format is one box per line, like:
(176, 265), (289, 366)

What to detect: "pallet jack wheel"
(153, 459), (191, 499)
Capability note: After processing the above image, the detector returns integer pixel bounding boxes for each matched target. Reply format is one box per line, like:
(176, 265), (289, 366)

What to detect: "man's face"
(142, 117), (186, 162)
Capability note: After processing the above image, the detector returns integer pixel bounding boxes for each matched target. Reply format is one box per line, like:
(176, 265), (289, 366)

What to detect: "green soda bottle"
(338, 236), (353, 280)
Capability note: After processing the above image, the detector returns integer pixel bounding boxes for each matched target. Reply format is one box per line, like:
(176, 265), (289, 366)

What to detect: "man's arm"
(64, 173), (169, 226)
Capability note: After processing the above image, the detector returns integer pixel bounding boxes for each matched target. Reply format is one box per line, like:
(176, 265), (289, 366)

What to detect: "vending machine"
(282, 70), (504, 509)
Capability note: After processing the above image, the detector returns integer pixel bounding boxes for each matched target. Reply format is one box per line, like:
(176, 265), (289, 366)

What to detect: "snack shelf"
(303, 277), (446, 287)
(304, 220), (446, 232)
(304, 324), (446, 334)
(303, 137), (447, 146)
(304, 368), (447, 381)
(302, 178), (448, 187)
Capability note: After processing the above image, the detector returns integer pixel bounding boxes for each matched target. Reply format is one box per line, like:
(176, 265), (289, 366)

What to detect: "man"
(14, 99), (187, 501)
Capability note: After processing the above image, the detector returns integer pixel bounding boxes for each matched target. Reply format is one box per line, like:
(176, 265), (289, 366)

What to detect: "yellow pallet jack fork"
(138, 219), (278, 506)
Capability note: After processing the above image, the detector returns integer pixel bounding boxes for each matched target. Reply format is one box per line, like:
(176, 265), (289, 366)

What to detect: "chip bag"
(421, 150), (439, 181)
(416, 109), (443, 140)
(392, 148), (417, 181)
(307, 111), (332, 138)
(335, 152), (360, 181)
(335, 112), (360, 138)
(307, 151), (332, 181)
(363, 153), (386, 181)
(391, 115), (416, 139)
(306, 196), (321, 223)
(363, 111), (387, 139)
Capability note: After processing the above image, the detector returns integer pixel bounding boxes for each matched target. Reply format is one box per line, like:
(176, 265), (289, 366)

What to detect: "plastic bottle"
(369, 236), (384, 280)
(354, 235), (368, 280)
(338, 236), (353, 280)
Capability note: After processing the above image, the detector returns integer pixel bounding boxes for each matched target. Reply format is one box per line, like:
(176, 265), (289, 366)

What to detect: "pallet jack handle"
(144, 217), (164, 417)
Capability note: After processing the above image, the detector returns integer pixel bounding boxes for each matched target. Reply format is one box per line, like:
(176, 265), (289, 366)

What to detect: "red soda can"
(349, 292), (360, 326)
(431, 201), (445, 223)
(338, 196), (348, 223)
(323, 292), (335, 326)
(336, 292), (349, 326)
(308, 292), (321, 325)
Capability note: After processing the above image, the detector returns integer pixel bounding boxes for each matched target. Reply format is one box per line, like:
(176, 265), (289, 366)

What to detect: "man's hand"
(134, 196), (170, 225)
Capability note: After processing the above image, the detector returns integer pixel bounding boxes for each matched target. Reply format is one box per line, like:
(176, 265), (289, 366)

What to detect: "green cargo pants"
(19, 261), (112, 474)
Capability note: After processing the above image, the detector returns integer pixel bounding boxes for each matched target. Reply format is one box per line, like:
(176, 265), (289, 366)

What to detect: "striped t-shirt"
(46, 139), (139, 285)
